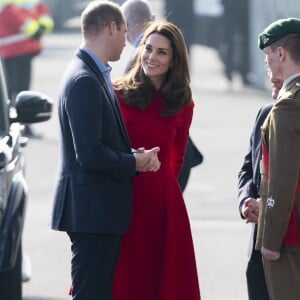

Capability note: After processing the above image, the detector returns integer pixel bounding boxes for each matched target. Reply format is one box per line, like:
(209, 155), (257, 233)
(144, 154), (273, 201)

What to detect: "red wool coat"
(112, 90), (201, 300)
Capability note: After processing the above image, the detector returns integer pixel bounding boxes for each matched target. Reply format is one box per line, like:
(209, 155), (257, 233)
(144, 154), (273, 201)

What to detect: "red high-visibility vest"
(0, 1), (51, 58)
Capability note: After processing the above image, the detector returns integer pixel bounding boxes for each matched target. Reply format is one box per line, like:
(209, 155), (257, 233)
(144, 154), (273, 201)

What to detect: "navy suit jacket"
(238, 102), (273, 217)
(51, 49), (136, 234)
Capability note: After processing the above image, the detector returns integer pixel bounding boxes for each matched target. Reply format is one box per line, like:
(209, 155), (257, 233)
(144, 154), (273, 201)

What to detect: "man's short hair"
(270, 33), (300, 63)
(81, 1), (125, 37)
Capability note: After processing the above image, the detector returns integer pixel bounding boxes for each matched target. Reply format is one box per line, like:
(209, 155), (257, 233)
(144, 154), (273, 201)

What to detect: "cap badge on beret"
(260, 34), (270, 46)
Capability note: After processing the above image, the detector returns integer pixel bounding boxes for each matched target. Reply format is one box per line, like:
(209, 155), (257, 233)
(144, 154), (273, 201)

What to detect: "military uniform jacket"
(256, 76), (300, 252)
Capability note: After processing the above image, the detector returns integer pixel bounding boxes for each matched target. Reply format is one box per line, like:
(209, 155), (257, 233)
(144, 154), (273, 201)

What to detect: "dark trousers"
(2, 54), (35, 101)
(246, 226), (270, 300)
(67, 232), (122, 300)
(247, 249), (270, 300)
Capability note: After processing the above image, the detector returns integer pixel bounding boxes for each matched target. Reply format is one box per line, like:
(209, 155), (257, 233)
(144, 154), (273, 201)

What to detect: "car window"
(0, 60), (10, 136)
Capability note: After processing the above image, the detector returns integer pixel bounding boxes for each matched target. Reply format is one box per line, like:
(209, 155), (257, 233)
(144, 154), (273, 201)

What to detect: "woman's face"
(141, 33), (174, 89)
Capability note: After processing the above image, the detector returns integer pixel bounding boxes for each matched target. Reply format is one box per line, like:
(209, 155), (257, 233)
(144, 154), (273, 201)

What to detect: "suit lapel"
(76, 49), (132, 148)
(98, 76), (132, 147)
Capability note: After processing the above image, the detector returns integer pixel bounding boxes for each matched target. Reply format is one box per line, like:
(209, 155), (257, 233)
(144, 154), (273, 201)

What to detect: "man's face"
(271, 77), (284, 99)
(109, 22), (127, 61)
(264, 46), (284, 99)
(264, 46), (283, 82)
(125, 19), (135, 44)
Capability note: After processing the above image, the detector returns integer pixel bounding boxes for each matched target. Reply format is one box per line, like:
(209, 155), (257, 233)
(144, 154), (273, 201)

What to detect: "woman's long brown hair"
(114, 21), (192, 116)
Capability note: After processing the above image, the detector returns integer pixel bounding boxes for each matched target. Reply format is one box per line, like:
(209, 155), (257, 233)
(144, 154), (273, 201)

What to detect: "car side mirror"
(11, 91), (53, 124)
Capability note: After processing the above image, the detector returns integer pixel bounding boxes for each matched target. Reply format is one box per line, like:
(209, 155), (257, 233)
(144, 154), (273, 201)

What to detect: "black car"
(0, 59), (52, 300)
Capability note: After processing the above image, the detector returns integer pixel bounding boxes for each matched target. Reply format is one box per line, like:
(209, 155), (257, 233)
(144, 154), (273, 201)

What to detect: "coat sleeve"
(238, 103), (273, 218)
(263, 98), (300, 251)
(171, 101), (194, 177)
(238, 105), (265, 217)
(238, 143), (256, 218)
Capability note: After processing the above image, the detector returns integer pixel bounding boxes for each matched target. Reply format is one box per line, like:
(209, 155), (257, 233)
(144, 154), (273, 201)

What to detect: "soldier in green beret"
(256, 17), (300, 300)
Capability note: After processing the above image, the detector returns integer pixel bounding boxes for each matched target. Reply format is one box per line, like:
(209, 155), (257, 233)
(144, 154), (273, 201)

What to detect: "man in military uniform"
(238, 76), (283, 300)
(256, 18), (300, 300)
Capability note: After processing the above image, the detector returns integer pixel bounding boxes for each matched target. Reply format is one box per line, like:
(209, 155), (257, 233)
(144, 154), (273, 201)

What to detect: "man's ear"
(277, 47), (286, 62)
(108, 21), (117, 35)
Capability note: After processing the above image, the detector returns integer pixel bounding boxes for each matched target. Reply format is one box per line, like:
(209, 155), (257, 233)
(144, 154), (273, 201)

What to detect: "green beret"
(258, 18), (300, 49)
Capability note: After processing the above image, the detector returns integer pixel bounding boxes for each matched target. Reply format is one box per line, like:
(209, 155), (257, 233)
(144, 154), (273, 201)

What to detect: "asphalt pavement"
(21, 14), (274, 300)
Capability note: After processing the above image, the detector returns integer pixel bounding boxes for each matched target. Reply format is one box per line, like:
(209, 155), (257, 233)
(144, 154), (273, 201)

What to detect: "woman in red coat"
(113, 21), (201, 300)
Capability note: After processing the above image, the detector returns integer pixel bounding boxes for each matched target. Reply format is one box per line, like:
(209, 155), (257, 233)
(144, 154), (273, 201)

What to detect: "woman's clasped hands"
(134, 147), (161, 172)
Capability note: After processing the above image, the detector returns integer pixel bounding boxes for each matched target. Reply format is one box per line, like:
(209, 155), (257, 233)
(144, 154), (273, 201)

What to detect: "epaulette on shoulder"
(283, 81), (300, 100)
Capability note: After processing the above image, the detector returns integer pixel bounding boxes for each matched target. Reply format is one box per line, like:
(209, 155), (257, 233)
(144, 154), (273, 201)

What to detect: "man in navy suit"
(238, 77), (282, 300)
(51, 2), (160, 299)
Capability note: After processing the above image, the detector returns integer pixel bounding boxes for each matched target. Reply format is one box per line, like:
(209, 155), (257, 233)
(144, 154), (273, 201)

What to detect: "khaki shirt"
(256, 77), (300, 252)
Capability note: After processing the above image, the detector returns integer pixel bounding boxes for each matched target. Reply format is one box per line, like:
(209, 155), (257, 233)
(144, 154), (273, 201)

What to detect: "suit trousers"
(246, 249), (270, 300)
(246, 225), (269, 300)
(67, 232), (122, 300)
(263, 246), (300, 300)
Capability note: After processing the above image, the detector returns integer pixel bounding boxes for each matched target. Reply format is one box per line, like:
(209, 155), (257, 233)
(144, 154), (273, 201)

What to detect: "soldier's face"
(264, 46), (283, 83)
(271, 78), (284, 99)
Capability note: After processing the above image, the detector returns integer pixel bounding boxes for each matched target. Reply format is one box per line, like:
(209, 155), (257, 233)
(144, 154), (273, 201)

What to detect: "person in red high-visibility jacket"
(0, 0), (53, 136)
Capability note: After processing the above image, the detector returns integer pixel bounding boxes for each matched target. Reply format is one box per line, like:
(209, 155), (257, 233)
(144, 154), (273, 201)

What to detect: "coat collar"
(277, 75), (300, 101)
